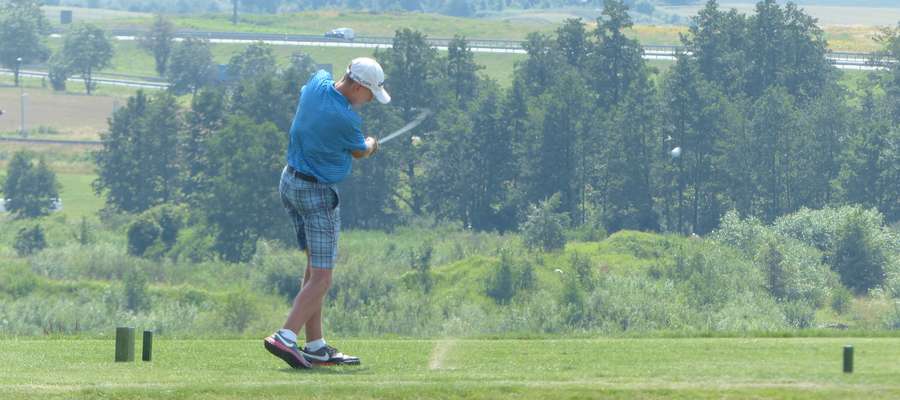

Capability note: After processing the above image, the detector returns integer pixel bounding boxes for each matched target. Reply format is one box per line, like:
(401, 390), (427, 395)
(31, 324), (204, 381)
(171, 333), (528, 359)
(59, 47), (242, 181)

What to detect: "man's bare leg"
(301, 259), (324, 342)
(283, 264), (332, 334)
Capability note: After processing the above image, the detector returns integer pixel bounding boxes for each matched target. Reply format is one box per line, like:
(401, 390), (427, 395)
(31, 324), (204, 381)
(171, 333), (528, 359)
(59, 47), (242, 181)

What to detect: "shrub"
(832, 209), (887, 294)
(73, 217), (95, 246)
(123, 267), (149, 312)
(570, 252), (594, 291)
(127, 205), (188, 258)
(220, 291), (258, 333)
(127, 215), (161, 257)
(521, 193), (570, 252)
(47, 53), (70, 91)
(782, 300), (816, 329)
(250, 241), (300, 302)
(0, 263), (39, 298)
(407, 242), (434, 294)
(831, 286), (853, 314)
(14, 225), (47, 256)
(486, 257), (514, 305)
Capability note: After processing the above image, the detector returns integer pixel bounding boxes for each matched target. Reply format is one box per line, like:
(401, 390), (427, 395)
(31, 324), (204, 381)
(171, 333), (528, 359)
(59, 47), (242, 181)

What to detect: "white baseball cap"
(347, 57), (391, 104)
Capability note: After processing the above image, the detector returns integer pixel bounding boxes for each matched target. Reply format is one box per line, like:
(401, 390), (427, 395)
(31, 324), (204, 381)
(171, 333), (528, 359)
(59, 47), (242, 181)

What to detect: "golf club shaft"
(378, 109), (432, 145)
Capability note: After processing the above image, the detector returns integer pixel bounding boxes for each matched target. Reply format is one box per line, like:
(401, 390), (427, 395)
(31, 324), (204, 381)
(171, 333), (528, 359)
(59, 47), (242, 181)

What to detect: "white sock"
(306, 338), (326, 352)
(277, 329), (297, 344)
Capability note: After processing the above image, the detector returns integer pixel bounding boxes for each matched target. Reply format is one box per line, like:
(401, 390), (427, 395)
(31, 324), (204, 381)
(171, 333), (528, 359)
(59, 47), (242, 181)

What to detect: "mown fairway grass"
(1, 338), (899, 399)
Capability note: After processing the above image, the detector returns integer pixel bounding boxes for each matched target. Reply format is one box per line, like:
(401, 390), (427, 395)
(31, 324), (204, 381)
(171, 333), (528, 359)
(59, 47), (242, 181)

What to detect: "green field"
(66, 8), (885, 52)
(1, 338), (899, 399)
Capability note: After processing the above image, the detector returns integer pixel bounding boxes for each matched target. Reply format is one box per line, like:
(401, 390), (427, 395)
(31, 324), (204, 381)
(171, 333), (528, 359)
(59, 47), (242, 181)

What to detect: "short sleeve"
(343, 117), (367, 152)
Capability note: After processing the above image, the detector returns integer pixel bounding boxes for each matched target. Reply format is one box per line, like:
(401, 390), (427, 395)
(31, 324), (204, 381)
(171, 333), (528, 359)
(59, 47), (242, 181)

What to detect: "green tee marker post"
(142, 331), (153, 362)
(115, 327), (135, 362)
(843, 345), (853, 373)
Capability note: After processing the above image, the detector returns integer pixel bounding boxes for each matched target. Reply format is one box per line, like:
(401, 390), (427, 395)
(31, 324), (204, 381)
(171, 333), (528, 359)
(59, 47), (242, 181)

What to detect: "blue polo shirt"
(286, 70), (367, 184)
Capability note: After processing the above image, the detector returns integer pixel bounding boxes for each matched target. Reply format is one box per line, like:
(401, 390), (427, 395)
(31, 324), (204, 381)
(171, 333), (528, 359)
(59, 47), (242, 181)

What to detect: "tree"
(61, 23), (113, 95)
(340, 105), (404, 229)
(556, 18), (589, 69)
(421, 80), (515, 231)
(747, 87), (802, 222)
(445, 36), (482, 106)
(588, 0), (645, 110)
(227, 42), (277, 82)
(379, 29), (444, 215)
(529, 70), (587, 222)
(166, 38), (214, 95)
(518, 32), (559, 97)
(795, 84), (851, 209)
(0, 0), (50, 87)
(836, 91), (900, 221)
(138, 14), (175, 77)
(659, 55), (729, 234)
(874, 23), (900, 122)
(681, 0), (749, 97)
(93, 91), (182, 213)
(204, 116), (285, 262)
(232, 0), (239, 24)
(181, 88), (225, 203)
(1, 151), (59, 218)
(603, 75), (660, 232)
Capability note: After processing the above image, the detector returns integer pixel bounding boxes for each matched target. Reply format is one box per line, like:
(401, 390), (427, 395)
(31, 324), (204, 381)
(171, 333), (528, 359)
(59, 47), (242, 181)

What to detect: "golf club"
(378, 109), (432, 145)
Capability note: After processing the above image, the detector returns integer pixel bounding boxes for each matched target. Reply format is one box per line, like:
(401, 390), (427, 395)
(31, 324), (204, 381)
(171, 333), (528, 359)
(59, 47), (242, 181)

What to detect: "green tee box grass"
(1, 338), (899, 399)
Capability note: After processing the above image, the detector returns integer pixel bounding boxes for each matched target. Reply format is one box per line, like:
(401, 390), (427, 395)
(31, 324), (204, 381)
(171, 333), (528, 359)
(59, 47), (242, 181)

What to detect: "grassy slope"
(1, 338), (899, 399)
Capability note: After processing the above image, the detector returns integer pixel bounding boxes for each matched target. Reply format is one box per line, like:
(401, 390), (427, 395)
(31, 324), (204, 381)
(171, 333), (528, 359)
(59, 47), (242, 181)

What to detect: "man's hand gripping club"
(352, 136), (378, 159)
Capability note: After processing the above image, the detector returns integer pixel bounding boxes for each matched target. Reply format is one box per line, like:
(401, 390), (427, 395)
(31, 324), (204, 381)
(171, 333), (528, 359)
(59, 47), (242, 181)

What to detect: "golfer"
(265, 57), (390, 368)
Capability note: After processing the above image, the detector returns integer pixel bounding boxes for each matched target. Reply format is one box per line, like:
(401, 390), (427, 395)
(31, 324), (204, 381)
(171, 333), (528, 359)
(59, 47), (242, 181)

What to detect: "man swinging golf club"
(265, 57), (390, 368)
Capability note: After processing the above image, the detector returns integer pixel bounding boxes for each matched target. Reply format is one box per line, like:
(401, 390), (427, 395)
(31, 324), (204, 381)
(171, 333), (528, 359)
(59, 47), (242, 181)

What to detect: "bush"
(407, 242), (434, 294)
(220, 291), (259, 333)
(14, 225), (47, 256)
(712, 210), (838, 307)
(0, 263), (39, 298)
(521, 193), (570, 252)
(782, 300), (816, 329)
(485, 251), (533, 305)
(831, 286), (853, 314)
(73, 216), (95, 246)
(250, 241), (300, 302)
(127, 204), (187, 258)
(832, 209), (887, 294)
(123, 267), (149, 312)
(486, 258), (514, 305)
(47, 53), (70, 91)
(127, 215), (161, 257)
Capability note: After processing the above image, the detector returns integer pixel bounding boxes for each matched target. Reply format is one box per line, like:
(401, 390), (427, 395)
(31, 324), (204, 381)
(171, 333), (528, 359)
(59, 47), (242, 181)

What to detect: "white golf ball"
(671, 147), (682, 158)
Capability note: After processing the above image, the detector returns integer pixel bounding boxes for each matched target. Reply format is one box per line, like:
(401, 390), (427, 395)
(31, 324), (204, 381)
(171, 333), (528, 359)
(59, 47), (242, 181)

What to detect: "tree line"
(4, 0), (899, 264)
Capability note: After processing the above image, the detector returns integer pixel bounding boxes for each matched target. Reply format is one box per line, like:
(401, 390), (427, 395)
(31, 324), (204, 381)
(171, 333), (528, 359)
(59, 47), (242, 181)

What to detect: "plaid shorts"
(279, 166), (341, 269)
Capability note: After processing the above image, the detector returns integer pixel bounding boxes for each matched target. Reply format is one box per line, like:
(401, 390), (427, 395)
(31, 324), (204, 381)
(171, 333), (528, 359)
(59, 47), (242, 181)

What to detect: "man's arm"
(352, 136), (378, 159)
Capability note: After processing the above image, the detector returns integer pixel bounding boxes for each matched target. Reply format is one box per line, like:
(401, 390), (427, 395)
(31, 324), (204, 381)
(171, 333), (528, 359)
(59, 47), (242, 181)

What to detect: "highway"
(3, 29), (889, 91)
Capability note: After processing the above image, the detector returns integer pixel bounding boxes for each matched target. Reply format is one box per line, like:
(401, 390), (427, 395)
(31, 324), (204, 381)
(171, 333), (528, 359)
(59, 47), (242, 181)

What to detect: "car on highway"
(325, 27), (355, 40)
